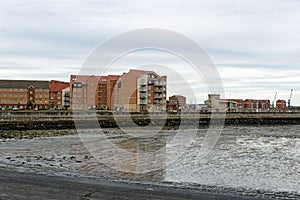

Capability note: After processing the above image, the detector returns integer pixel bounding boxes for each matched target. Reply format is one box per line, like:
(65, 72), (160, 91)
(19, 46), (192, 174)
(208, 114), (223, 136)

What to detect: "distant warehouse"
(0, 79), (49, 110)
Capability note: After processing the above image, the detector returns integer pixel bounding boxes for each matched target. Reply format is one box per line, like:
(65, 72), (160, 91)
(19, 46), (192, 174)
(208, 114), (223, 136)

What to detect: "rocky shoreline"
(1, 111), (300, 130)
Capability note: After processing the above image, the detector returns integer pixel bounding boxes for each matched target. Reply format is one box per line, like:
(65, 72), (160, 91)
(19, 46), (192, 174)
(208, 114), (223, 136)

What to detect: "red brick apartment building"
(167, 95), (186, 111)
(49, 80), (70, 109)
(244, 99), (270, 110)
(70, 75), (120, 110)
(0, 80), (49, 110)
(113, 69), (167, 112)
(276, 100), (286, 109)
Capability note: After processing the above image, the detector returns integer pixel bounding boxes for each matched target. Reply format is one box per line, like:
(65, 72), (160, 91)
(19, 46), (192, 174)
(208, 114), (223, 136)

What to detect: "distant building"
(184, 104), (209, 112)
(204, 94), (239, 112)
(167, 95), (186, 111)
(114, 69), (167, 112)
(225, 99), (244, 109)
(70, 75), (120, 110)
(244, 99), (270, 110)
(0, 79), (49, 110)
(49, 80), (69, 109)
(276, 100), (286, 109)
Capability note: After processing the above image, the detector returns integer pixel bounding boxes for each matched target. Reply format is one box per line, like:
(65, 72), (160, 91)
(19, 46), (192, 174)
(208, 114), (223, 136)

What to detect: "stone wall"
(0, 111), (300, 130)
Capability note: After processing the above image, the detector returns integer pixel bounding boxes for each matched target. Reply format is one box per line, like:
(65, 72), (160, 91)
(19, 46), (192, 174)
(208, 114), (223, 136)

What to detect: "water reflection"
(1, 125), (300, 194)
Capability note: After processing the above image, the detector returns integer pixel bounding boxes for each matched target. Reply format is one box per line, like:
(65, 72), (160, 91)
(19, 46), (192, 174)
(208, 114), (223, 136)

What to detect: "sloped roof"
(49, 80), (69, 92)
(0, 79), (49, 89)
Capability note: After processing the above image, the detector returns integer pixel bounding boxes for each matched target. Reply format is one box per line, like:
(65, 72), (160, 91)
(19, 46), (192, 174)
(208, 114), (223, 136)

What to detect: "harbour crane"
(272, 92), (277, 108)
(288, 89), (293, 108)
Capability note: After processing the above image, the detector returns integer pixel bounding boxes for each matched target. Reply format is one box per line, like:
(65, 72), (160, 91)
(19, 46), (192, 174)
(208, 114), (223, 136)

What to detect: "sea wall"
(0, 111), (300, 130)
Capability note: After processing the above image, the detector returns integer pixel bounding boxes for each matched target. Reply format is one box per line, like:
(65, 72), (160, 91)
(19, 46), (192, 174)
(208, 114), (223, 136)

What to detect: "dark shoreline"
(0, 167), (266, 200)
(1, 111), (300, 130)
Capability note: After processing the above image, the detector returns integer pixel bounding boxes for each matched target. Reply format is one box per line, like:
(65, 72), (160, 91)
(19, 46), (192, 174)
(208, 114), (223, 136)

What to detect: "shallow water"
(1, 125), (300, 197)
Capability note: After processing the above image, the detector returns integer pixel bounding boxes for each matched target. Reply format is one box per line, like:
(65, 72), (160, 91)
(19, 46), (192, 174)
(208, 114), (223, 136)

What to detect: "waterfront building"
(204, 94), (239, 112)
(98, 75), (120, 110)
(244, 99), (270, 110)
(113, 69), (167, 112)
(62, 87), (70, 109)
(0, 79), (49, 110)
(70, 75), (120, 110)
(225, 99), (244, 110)
(276, 99), (286, 109)
(49, 80), (70, 109)
(167, 95), (186, 111)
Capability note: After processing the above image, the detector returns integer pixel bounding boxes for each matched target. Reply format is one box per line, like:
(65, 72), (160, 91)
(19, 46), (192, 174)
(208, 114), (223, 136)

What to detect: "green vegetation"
(26, 100), (33, 109)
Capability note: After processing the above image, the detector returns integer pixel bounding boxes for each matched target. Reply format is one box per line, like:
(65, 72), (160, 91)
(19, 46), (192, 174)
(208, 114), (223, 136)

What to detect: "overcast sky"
(0, 0), (299, 105)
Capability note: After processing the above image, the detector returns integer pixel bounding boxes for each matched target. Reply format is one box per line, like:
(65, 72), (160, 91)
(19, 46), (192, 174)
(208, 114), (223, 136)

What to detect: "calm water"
(1, 125), (300, 196)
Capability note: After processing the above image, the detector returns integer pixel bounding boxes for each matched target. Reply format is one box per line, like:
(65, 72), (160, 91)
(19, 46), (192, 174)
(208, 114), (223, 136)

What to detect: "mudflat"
(0, 168), (259, 200)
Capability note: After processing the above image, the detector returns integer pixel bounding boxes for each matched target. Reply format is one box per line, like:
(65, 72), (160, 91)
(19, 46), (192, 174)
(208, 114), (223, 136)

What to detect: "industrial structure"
(204, 94), (239, 112)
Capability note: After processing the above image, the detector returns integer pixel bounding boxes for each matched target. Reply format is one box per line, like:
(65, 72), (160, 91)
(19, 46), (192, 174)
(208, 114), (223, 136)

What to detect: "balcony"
(140, 93), (147, 99)
(154, 95), (163, 99)
(154, 82), (163, 86)
(140, 100), (147, 104)
(155, 88), (163, 93)
(155, 100), (163, 105)
(140, 87), (147, 92)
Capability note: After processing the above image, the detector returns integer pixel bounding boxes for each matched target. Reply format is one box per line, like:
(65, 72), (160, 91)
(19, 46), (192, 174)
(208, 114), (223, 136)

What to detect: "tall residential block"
(0, 79), (49, 110)
(114, 69), (167, 112)
(70, 75), (120, 110)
